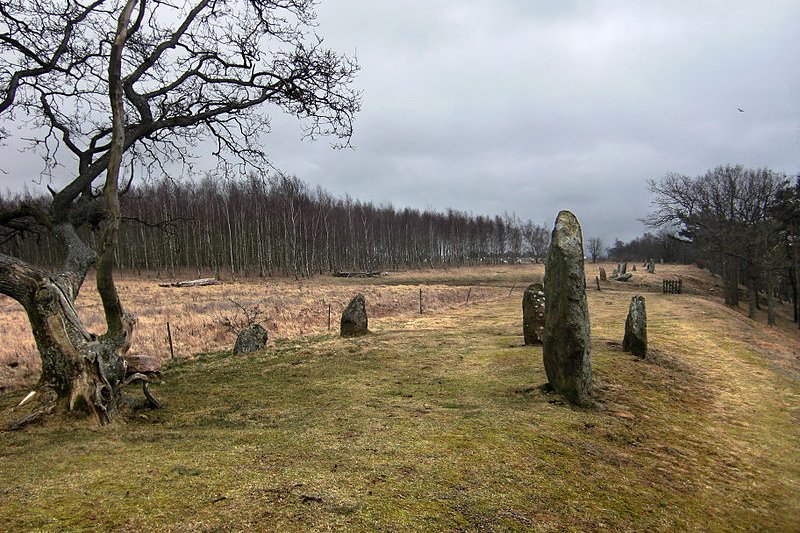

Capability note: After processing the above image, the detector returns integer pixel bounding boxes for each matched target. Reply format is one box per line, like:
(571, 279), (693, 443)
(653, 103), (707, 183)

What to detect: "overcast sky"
(3, 0), (799, 244)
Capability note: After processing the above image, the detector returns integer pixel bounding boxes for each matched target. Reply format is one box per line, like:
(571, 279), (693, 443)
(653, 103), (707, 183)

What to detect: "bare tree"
(771, 176), (800, 326)
(587, 237), (603, 263)
(522, 220), (550, 263)
(647, 165), (787, 310)
(0, 0), (359, 426)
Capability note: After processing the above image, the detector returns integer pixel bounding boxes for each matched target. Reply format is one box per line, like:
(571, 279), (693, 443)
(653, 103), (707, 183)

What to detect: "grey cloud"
(3, 0), (799, 246)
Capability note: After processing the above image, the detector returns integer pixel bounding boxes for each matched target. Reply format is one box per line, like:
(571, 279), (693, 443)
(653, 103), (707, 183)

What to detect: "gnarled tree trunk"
(1, 0), (140, 429)
(1, 225), (134, 427)
(723, 257), (740, 307)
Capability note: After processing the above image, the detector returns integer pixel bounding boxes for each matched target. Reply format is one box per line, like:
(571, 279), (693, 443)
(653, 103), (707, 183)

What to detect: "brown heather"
(0, 267), (519, 391)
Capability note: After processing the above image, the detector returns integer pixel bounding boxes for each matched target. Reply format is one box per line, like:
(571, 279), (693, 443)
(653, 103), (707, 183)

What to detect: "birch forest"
(1, 173), (552, 278)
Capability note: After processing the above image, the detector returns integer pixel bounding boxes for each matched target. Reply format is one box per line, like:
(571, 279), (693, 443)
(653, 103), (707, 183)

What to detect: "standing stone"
(234, 324), (268, 354)
(543, 210), (592, 405)
(647, 258), (655, 274)
(621, 262), (628, 275)
(610, 266), (619, 280)
(623, 295), (647, 357)
(341, 294), (369, 337)
(522, 283), (546, 345)
(599, 267), (607, 281)
(632, 264), (637, 272)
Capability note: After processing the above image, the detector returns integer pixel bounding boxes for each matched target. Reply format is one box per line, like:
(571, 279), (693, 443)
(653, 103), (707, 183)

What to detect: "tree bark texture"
(1, 0), (141, 427)
(723, 258), (739, 307)
(1, 247), (130, 426)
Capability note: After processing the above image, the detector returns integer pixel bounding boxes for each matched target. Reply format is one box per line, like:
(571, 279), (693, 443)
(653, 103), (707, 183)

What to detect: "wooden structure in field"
(662, 279), (682, 294)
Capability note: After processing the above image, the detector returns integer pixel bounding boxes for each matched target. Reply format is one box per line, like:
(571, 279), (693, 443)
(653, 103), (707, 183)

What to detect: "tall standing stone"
(599, 267), (607, 281)
(621, 262), (628, 275)
(341, 294), (369, 337)
(522, 283), (546, 345)
(623, 295), (647, 357)
(543, 210), (592, 405)
(647, 258), (655, 274)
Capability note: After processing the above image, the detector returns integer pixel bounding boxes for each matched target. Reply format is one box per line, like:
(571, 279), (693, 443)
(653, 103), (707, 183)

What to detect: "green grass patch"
(0, 291), (798, 531)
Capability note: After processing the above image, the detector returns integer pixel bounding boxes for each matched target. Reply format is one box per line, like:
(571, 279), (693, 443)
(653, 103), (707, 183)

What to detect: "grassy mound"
(0, 267), (798, 531)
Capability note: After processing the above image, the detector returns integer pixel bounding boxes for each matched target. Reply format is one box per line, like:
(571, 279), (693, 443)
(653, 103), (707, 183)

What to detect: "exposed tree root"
(5, 386), (58, 431)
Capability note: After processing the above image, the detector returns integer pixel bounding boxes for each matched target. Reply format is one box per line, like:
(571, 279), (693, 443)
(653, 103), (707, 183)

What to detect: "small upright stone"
(341, 294), (369, 337)
(543, 210), (592, 405)
(599, 267), (607, 281)
(234, 324), (268, 354)
(623, 295), (647, 357)
(647, 258), (655, 274)
(522, 283), (546, 345)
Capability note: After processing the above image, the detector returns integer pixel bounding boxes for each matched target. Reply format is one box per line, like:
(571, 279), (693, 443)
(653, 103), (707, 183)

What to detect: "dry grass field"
(1, 262), (792, 391)
(0, 263), (799, 531)
(0, 267), (519, 391)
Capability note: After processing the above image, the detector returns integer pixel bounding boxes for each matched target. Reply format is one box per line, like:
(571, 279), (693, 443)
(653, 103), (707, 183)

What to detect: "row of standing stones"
(231, 210), (648, 406)
(598, 257), (656, 283)
(523, 211), (647, 406)
(523, 287), (648, 375)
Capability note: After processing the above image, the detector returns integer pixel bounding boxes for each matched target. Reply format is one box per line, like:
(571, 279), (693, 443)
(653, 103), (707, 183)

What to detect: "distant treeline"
(610, 166), (800, 326)
(607, 231), (697, 264)
(1, 173), (551, 277)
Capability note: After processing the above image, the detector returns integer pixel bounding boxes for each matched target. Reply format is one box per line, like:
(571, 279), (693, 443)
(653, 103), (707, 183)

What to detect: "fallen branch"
(158, 277), (218, 288)
(332, 271), (383, 278)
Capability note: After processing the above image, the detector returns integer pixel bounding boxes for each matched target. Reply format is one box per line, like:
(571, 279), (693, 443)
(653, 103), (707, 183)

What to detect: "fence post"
(465, 287), (472, 305)
(419, 288), (423, 314)
(167, 321), (175, 359)
(327, 304), (331, 330)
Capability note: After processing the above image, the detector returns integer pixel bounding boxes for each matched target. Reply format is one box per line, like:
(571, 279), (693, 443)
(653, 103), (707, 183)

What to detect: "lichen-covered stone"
(623, 295), (647, 357)
(522, 283), (545, 345)
(341, 294), (369, 337)
(234, 324), (268, 354)
(599, 267), (607, 281)
(543, 210), (592, 405)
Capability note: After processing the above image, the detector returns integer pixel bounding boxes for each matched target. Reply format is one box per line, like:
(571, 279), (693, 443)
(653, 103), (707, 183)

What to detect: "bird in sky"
(737, 107), (744, 113)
